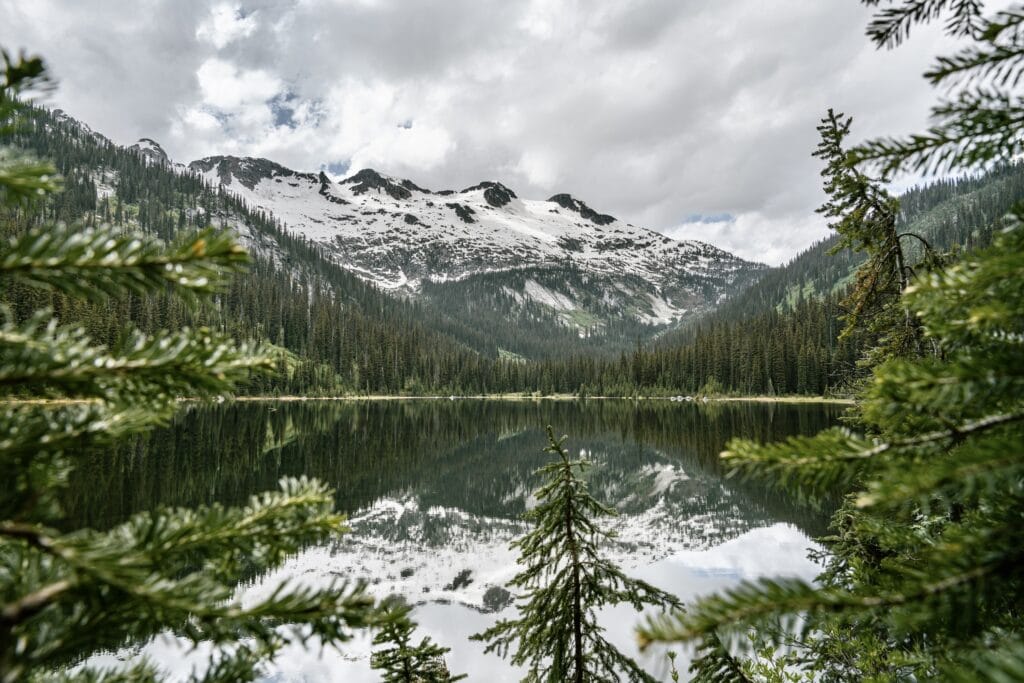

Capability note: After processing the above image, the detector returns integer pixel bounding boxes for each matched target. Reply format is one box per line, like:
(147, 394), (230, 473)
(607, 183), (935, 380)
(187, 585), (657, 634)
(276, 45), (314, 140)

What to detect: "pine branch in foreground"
(0, 49), (391, 682)
(636, 3), (1024, 673)
(0, 224), (249, 301)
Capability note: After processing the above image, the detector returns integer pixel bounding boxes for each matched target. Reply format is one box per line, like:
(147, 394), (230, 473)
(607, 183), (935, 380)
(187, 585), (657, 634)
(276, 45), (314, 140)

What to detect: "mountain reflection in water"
(67, 399), (841, 681)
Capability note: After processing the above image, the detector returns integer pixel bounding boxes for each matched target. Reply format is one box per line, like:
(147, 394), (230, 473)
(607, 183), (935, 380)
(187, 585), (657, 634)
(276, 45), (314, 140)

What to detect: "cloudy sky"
(0, 0), (966, 264)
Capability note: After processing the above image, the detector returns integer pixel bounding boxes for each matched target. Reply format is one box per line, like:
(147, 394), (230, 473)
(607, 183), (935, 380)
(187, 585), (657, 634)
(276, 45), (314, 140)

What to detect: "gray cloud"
(0, 0), (968, 264)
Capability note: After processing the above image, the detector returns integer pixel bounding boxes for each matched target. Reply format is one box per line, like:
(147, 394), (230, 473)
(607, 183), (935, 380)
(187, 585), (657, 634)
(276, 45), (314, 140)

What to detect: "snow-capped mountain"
(187, 155), (765, 328)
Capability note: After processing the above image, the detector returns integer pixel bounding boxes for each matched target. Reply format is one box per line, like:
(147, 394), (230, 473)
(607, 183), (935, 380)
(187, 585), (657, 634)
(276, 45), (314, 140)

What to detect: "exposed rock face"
(341, 168), (429, 200)
(188, 156), (314, 190)
(462, 181), (517, 208)
(548, 193), (616, 225)
(318, 171), (349, 204)
(445, 202), (477, 224)
(129, 138), (170, 166)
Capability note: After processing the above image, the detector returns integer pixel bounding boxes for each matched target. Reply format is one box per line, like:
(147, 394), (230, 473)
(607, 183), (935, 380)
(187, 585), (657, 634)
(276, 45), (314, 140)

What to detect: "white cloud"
(0, 0), (983, 262)
(666, 212), (830, 267)
(196, 58), (281, 111)
(515, 149), (559, 188)
(181, 106), (221, 132)
(350, 123), (456, 173)
(196, 4), (257, 49)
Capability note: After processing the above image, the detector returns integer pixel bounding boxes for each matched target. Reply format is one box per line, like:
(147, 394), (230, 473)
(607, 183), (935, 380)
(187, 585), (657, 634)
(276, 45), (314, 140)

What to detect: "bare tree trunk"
(564, 463), (585, 683)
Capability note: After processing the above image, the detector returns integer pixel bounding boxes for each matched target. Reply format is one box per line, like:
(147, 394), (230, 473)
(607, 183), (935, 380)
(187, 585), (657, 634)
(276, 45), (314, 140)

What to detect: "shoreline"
(0, 395), (853, 405)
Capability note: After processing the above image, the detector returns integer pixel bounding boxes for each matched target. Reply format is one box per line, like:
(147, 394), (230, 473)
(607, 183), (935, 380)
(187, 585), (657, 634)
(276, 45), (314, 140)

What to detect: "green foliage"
(853, 1), (1024, 176)
(666, 650), (680, 682)
(637, 2), (1024, 678)
(689, 631), (754, 683)
(0, 50), (57, 206)
(0, 51), (387, 682)
(473, 426), (679, 683)
(698, 375), (726, 397)
(814, 108), (927, 361)
(371, 598), (465, 682)
(0, 309), (264, 400)
(0, 225), (248, 300)
(640, 206), (1024, 681)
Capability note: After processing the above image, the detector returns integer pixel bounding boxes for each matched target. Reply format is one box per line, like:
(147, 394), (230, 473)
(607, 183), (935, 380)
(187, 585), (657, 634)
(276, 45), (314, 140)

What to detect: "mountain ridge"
(181, 150), (766, 330)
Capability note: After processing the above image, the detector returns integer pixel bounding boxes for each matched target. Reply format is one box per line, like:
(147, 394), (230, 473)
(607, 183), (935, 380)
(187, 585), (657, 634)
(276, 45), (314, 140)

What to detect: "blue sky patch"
(683, 213), (735, 224)
(324, 160), (351, 176)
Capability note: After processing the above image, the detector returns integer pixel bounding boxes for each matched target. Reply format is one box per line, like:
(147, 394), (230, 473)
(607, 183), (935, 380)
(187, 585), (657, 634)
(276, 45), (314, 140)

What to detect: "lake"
(66, 399), (842, 681)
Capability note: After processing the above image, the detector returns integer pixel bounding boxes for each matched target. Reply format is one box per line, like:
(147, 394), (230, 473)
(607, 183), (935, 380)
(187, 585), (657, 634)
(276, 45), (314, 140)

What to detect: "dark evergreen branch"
(0, 150), (59, 205)
(725, 412), (1023, 471)
(896, 231), (937, 254)
(689, 631), (754, 683)
(855, 438), (1024, 511)
(850, 91), (1024, 176)
(926, 10), (1024, 86)
(863, 0), (985, 49)
(639, 561), (1000, 647)
(0, 403), (161, 460)
(0, 579), (72, 630)
(0, 224), (249, 301)
(942, 637), (1024, 682)
(0, 313), (273, 399)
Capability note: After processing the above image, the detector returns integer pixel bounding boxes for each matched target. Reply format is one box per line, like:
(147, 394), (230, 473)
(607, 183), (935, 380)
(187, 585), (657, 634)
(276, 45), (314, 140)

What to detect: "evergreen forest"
(4, 102), (1022, 397)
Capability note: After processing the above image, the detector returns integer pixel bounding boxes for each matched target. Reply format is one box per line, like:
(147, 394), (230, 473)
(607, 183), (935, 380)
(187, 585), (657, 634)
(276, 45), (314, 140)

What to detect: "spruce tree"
(638, 2), (1024, 679)
(0, 51), (385, 681)
(371, 598), (465, 682)
(473, 426), (679, 683)
(813, 108), (928, 362)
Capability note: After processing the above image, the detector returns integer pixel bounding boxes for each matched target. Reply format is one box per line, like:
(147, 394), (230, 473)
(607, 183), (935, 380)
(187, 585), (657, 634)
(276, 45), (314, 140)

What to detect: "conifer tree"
(638, 2), (1024, 679)
(474, 426), (679, 683)
(0, 51), (385, 681)
(813, 108), (927, 361)
(371, 598), (465, 682)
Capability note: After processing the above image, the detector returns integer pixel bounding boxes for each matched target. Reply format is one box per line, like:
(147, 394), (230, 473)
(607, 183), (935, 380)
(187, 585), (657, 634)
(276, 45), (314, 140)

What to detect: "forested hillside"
(620, 165), (1024, 395)
(6, 104), (1020, 398)
(673, 164), (1024, 327)
(3, 106), (515, 395)
(489, 164), (1024, 397)
(1, 105), (760, 394)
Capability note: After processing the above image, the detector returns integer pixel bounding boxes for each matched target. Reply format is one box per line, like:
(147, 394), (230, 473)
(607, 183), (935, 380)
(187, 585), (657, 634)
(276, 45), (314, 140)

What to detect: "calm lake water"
(67, 399), (842, 681)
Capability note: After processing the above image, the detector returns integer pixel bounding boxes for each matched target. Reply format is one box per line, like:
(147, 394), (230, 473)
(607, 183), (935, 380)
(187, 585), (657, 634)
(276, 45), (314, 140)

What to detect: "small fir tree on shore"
(473, 426), (679, 683)
(371, 597), (465, 682)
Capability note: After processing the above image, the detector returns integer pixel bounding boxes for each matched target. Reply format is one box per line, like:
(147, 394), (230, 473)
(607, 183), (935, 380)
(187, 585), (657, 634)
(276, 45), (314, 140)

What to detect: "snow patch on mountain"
(640, 292), (683, 325)
(522, 279), (575, 312)
(129, 138), (170, 166)
(74, 117), (764, 330)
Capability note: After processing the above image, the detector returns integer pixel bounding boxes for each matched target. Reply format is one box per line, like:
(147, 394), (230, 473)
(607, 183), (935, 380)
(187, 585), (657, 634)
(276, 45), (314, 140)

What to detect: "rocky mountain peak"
(341, 168), (429, 200)
(548, 193), (616, 226)
(188, 156), (312, 190)
(130, 138), (169, 166)
(49, 109), (109, 146)
(461, 181), (517, 208)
